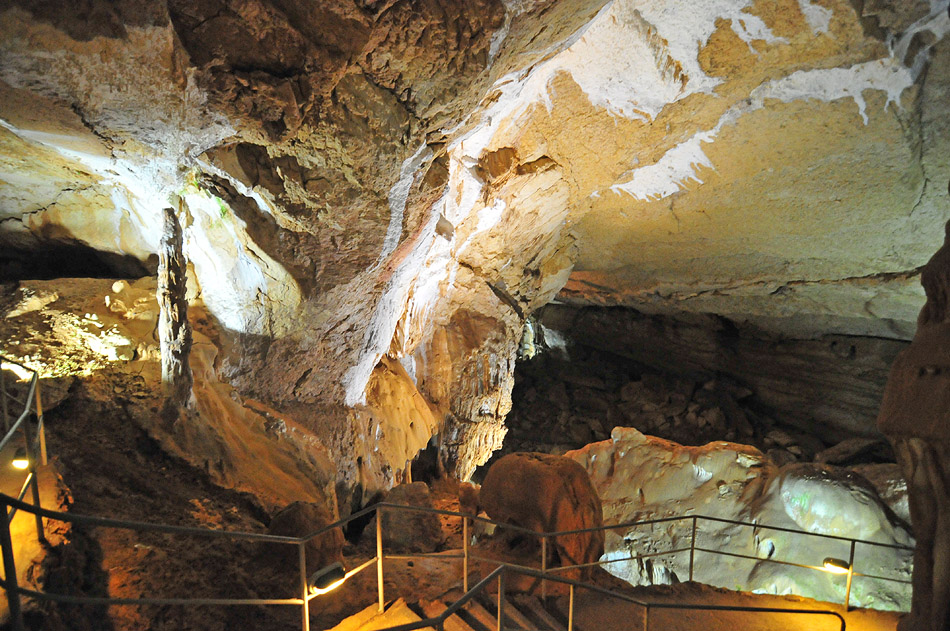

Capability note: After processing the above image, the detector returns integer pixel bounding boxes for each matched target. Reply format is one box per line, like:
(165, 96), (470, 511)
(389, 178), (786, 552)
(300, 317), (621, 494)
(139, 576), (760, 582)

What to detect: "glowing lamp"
(309, 562), (347, 595)
(11, 447), (29, 470)
(823, 557), (851, 574)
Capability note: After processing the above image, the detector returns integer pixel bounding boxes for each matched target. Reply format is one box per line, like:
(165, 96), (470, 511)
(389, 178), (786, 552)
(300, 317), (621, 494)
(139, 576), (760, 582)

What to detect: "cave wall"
(0, 0), (948, 505)
(538, 304), (909, 443)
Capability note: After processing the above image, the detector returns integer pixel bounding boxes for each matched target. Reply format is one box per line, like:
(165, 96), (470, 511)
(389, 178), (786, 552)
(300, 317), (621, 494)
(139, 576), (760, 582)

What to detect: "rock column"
(878, 223), (950, 631)
(157, 202), (193, 424)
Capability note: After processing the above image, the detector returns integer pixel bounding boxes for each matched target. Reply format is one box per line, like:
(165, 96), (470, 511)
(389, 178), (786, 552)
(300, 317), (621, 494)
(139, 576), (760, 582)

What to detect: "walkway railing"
(0, 357), (48, 534)
(1, 494), (912, 631)
(0, 357), (912, 630)
(374, 563), (847, 631)
(0, 357), (48, 629)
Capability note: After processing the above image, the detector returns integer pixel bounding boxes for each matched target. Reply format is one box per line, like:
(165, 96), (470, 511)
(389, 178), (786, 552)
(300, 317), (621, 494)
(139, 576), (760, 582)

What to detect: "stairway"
(329, 592), (577, 631)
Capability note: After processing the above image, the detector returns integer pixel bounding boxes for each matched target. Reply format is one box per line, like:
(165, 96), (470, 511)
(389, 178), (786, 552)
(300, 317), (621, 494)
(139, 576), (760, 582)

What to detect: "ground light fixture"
(309, 561), (347, 595)
(823, 557), (851, 574)
(11, 447), (29, 470)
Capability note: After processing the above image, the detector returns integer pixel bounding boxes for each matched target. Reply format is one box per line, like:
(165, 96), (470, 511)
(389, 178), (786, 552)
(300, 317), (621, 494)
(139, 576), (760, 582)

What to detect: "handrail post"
(298, 542), (310, 631)
(844, 540), (856, 611)
(540, 535), (547, 600)
(1, 497), (25, 631)
(568, 584), (575, 631)
(22, 410), (44, 543)
(1, 364), (8, 433)
(462, 515), (469, 593)
(642, 604), (649, 631)
(497, 569), (505, 631)
(689, 516), (697, 582)
(35, 380), (46, 466)
(377, 505), (385, 612)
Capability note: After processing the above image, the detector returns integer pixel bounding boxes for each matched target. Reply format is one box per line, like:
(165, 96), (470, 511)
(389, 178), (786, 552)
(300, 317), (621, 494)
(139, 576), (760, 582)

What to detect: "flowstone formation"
(568, 427), (914, 610)
(878, 222), (950, 631)
(0, 0), (949, 512)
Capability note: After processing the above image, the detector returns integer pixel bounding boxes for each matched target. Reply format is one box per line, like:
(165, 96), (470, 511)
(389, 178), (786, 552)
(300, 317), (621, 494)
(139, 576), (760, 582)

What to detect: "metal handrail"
(1, 491), (910, 630)
(371, 562), (847, 631)
(1, 356), (48, 631)
(0, 354), (910, 630)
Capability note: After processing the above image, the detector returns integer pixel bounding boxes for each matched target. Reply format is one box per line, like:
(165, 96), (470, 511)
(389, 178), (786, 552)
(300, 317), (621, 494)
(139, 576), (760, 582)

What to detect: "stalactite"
(157, 201), (193, 425)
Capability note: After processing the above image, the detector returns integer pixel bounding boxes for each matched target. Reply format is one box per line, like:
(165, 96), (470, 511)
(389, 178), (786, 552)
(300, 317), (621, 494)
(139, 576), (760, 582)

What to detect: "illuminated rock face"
(568, 428), (914, 610)
(0, 0), (948, 506)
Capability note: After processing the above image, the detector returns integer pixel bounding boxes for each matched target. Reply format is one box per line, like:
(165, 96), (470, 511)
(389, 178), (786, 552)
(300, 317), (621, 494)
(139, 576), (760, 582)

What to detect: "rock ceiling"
(0, 0), (948, 494)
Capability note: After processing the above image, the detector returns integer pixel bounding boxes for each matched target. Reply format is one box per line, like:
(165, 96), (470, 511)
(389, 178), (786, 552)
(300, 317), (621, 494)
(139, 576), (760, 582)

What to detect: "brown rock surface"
(479, 452), (604, 578)
(878, 222), (950, 631)
(371, 481), (443, 554)
(265, 501), (344, 574)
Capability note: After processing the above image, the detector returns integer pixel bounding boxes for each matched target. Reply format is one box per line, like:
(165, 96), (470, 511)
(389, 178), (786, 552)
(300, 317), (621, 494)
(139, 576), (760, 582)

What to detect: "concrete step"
(417, 598), (480, 631)
(511, 595), (565, 631)
(474, 591), (557, 631)
(458, 596), (499, 631)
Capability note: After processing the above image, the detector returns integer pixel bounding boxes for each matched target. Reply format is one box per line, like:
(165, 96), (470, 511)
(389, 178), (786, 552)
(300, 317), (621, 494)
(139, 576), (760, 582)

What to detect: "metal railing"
(0, 356), (912, 630)
(373, 562), (847, 631)
(0, 357), (48, 531)
(526, 512), (913, 609)
(2, 494), (912, 631)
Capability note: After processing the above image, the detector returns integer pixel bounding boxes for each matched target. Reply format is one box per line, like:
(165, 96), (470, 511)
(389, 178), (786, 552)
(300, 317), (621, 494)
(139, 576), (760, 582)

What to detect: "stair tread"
(460, 597), (499, 631)
(512, 595), (565, 631)
(328, 598), (435, 631)
(502, 600), (539, 630)
(472, 591), (547, 631)
(419, 599), (479, 631)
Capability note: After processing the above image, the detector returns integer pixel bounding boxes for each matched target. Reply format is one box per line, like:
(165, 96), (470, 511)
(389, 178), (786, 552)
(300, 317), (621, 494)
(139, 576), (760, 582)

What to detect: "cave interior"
(1, 0), (949, 630)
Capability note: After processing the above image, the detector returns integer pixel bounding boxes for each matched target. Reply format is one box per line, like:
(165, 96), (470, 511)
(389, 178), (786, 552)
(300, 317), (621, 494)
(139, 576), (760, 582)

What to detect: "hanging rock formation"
(878, 221), (950, 631)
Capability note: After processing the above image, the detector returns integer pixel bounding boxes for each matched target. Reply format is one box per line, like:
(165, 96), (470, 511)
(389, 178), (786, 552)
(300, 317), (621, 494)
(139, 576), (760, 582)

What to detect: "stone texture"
(535, 304), (907, 443)
(479, 452), (604, 579)
(265, 501), (344, 572)
(373, 482), (443, 554)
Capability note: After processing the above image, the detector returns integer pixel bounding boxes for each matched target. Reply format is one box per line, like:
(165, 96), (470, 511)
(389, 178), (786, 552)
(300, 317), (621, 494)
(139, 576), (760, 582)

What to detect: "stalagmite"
(878, 222), (950, 631)
(157, 202), (193, 424)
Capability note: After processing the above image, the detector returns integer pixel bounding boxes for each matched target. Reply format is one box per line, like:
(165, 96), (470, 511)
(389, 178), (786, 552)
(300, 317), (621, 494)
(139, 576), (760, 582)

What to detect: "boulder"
(376, 482), (443, 553)
(266, 501), (344, 574)
(479, 452), (604, 579)
(458, 482), (480, 516)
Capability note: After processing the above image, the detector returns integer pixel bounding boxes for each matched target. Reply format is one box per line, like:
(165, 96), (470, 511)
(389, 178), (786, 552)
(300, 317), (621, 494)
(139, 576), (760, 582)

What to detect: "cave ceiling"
(1, 0), (949, 484)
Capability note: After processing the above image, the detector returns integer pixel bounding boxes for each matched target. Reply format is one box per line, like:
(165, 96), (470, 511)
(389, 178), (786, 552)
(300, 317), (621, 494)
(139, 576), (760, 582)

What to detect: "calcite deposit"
(568, 427), (914, 610)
